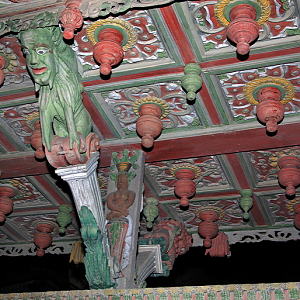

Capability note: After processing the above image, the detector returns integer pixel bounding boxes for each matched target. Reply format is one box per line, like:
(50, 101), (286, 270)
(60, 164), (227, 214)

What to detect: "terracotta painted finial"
(34, 222), (54, 257)
(60, 0), (83, 40)
(170, 164), (200, 207)
(197, 208), (220, 248)
(0, 184), (16, 223)
(30, 119), (45, 159)
(243, 77), (294, 133)
(87, 18), (137, 76)
(0, 54), (7, 86)
(293, 203), (300, 230)
(215, 0), (270, 55)
(133, 97), (169, 148)
(278, 156), (300, 197)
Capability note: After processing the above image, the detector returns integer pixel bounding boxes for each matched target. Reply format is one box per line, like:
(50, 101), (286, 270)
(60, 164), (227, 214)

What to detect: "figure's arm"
(39, 87), (54, 152)
(107, 193), (128, 215)
(124, 190), (136, 209)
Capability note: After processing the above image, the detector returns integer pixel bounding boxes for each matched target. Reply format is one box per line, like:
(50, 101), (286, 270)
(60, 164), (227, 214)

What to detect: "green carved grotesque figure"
(18, 27), (92, 152)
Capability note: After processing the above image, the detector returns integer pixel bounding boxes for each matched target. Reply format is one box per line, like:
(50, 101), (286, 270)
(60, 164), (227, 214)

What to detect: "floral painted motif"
(0, 35), (29, 85)
(266, 193), (295, 223)
(0, 177), (48, 207)
(103, 83), (200, 134)
(218, 63), (300, 121)
(72, 11), (167, 71)
(146, 156), (230, 195)
(190, 0), (300, 52)
(248, 146), (300, 183)
(0, 103), (39, 145)
(160, 199), (246, 233)
(7, 214), (80, 240)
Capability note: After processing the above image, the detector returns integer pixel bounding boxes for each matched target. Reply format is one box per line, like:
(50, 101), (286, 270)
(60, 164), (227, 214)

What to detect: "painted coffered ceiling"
(0, 0), (300, 256)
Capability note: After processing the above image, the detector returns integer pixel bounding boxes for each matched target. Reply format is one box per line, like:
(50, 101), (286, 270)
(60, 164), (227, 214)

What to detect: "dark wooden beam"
(1, 122), (300, 178)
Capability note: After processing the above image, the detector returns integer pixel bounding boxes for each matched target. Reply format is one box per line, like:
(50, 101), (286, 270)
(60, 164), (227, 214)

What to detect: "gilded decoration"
(268, 148), (300, 168)
(286, 197), (300, 213)
(170, 164), (201, 179)
(195, 206), (225, 219)
(86, 18), (137, 51)
(214, 0), (271, 27)
(133, 96), (169, 118)
(243, 76), (295, 105)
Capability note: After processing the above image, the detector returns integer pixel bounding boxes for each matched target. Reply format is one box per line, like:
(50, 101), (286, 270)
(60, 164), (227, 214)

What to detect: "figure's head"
(19, 28), (58, 87)
(117, 173), (129, 190)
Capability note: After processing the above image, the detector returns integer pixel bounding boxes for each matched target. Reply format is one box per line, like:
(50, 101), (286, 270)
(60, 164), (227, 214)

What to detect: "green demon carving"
(18, 27), (92, 153)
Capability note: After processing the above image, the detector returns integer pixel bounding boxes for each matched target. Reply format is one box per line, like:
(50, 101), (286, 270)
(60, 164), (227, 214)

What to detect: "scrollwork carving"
(81, 0), (176, 18)
(102, 83), (199, 134)
(0, 12), (58, 36)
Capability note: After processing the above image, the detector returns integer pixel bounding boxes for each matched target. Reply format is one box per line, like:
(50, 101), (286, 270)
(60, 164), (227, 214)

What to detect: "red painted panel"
(199, 83), (221, 125)
(201, 47), (300, 69)
(160, 6), (196, 64)
(0, 131), (18, 152)
(0, 91), (35, 103)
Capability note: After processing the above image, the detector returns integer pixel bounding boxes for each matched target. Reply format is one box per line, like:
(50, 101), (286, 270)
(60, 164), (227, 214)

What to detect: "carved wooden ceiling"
(0, 0), (300, 257)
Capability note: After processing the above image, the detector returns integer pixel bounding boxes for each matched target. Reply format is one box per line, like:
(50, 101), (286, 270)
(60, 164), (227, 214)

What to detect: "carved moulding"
(0, 241), (74, 256)
(79, 0), (177, 18)
(0, 11), (60, 37)
(243, 76), (294, 133)
(192, 227), (300, 246)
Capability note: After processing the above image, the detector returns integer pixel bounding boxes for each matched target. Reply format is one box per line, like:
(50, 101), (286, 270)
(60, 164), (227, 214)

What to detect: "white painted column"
(55, 152), (108, 251)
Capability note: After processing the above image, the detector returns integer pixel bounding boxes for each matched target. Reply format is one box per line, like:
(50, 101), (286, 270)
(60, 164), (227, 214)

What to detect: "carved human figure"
(106, 173), (136, 220)
(18, 27), (92, 152)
